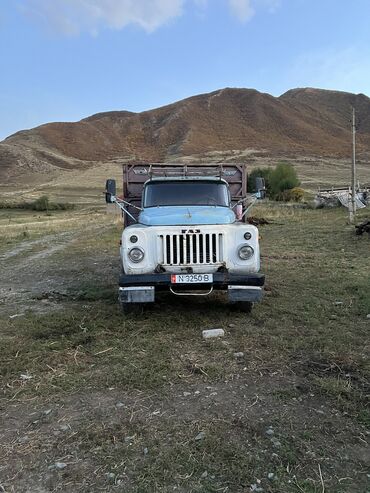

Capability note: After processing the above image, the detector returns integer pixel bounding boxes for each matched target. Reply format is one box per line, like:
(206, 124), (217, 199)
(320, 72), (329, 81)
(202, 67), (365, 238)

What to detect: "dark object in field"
(355, 220), (370, 236)
(247, 216), (270, 226)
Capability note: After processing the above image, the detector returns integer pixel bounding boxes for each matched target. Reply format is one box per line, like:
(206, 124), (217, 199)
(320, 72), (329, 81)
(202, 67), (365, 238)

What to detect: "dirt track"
(0, 224), (116, 317)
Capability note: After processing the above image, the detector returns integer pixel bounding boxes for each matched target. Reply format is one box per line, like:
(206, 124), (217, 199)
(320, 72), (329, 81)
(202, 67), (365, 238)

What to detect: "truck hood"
(138, 206), (235, 226)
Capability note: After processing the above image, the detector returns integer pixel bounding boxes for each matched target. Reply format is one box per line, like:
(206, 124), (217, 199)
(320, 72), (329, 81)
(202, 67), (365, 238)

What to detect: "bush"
(33, 195), (50, 211)
(0, 196), (75, 211)
(269, 162), (300, 199)
(247, 163), (300, 200)
(289, 187), (305, 202)
(275, 187), (305, 202)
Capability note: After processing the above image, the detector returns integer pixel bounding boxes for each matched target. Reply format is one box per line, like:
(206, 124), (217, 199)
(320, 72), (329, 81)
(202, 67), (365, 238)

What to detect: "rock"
(201, 471), (208, 479)
(143, 447), (149, 455)
(54, 462), (67, 470)
(202, 329), (225, 339)
(194, 390), (200, 395)
(195, 431), (206, 441)
(106, 472), (116, 482)
(183, 392), (191, 397)
(265, 428), (274, 436)
(115, 402), (124, 408)
(229, 323), (236, 328)
(20, 374), (33, 381)
(367, 314), (370, 319)
(43, 409), (52, 416)
(250, 484), (264, 492)
(271, 437), (281, 447)
(60, 425), (70, 432)
(234, 352), (244, 358)
(333, 301), (343, 306)
(267, 473), (275, 480)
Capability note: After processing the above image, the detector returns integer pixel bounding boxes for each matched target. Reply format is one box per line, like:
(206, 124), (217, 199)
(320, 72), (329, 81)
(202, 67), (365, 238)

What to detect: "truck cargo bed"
(122, 162), (248, 223)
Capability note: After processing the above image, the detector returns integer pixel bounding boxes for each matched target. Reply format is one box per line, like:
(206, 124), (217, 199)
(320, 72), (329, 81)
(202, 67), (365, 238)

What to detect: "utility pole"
(349, 106), (356, 223)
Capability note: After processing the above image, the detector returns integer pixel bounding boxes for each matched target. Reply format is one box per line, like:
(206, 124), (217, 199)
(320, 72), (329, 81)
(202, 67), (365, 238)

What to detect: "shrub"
(289, 187), (305, 202)
(33, 195), (50, 211)
(275, 187), (305, 202)
(0, 197), (75, 211)
(269, 162), (300, 199)
(247, 163), (300, 199)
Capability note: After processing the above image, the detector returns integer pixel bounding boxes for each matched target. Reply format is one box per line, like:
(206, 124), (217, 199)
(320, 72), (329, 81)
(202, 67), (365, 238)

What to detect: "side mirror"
(105, 179), (116, 203)
(255, 177), (266, 199)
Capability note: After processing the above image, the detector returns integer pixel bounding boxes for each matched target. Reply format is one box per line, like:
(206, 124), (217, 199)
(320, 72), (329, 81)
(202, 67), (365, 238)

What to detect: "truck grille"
(161, 233), (223, 265)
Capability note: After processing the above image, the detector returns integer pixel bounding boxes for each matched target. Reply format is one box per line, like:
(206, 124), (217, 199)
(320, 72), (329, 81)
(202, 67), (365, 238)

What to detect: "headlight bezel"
(128, 247), (145, 263)
(238, 244), (254, 260)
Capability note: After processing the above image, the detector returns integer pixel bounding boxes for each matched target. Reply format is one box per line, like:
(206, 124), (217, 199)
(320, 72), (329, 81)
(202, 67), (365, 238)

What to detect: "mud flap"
(228, 285), (263, 303)
(119, 286), (155, 304)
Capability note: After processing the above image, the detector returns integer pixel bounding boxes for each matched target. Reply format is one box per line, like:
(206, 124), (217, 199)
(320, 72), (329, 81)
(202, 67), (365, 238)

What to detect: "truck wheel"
(234, 301), (253, 313)
(120, 302), (143, 315)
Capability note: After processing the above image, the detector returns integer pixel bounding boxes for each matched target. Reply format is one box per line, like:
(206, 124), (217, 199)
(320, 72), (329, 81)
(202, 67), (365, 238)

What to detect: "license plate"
(171, 274), (213, 284)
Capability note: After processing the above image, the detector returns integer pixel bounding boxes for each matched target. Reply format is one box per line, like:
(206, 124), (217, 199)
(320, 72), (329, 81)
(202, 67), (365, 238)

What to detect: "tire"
(232, 301), (253, 313)
(119, 302), (144, 315)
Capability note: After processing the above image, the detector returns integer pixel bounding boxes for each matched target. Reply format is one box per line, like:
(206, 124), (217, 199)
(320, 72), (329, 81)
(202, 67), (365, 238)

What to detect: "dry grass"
(0, 199), (369, 492)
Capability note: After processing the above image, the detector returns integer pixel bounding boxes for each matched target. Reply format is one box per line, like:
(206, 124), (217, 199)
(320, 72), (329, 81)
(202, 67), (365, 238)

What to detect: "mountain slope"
(1, 87), (370, 182)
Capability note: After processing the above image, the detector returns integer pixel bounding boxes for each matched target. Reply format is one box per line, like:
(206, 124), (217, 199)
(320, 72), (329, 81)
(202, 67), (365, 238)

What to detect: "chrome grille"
(161, 233), (223, 265)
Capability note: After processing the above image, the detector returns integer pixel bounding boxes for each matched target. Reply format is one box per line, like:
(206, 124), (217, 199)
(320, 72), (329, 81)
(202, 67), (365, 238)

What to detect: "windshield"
(144, 181), (230, 208)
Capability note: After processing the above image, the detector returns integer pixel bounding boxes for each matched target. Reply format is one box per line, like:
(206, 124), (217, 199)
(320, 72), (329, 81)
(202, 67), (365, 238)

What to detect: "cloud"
(197, 0), (280, 23)
(228, 0), (255, 22)
(19, 0), (281, 35)
(21, 0), (185, 35)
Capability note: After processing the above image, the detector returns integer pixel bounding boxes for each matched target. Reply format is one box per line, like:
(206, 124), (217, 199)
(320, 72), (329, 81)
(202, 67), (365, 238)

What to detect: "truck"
(105, 162), (265, 313)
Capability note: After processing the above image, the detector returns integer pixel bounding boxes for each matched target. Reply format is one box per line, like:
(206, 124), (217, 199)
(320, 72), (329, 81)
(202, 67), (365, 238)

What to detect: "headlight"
(130, 235), (138, 244)
(128, 247), (144, 263)
(244, 232), (252, 240)
(238, 244), (254, 260)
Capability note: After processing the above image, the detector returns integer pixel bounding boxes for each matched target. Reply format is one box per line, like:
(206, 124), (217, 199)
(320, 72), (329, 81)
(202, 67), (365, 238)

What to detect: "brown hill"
(1, 87), (370, 182)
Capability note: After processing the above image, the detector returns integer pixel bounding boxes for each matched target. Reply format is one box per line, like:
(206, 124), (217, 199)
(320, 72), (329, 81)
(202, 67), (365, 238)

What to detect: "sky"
(1, 0), (370, 140)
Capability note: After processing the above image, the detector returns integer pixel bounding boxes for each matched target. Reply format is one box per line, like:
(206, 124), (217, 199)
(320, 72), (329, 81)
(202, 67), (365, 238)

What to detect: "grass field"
(0, 201), (369, 492)
(1, 153), (369, 207)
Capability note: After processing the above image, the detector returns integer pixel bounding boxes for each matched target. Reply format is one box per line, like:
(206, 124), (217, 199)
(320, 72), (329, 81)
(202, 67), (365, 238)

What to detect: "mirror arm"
(232, 194), (258, 209)
(241, 195), (258, 219)
(109, 195), (138, 223)
(116, 198), (143, 211)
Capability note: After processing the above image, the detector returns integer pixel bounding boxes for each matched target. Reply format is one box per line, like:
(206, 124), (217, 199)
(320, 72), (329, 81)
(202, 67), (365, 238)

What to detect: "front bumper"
(119, 272), (265, 290)
(118, 272), (265, 304)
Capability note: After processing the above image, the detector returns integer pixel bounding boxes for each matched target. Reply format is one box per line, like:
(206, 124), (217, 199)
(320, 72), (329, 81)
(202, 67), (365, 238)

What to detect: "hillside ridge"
(1, 87), (370, 182)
